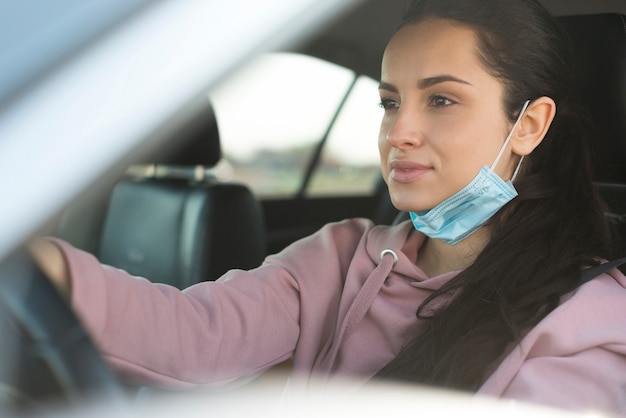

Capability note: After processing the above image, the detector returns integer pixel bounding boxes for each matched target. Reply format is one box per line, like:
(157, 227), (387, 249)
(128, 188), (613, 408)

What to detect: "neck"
(416, 227), (490, 277)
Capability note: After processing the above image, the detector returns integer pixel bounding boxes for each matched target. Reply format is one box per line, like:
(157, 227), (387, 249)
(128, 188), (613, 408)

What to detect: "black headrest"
(141, 100), (222, 167)
(559, 14), (626, 183)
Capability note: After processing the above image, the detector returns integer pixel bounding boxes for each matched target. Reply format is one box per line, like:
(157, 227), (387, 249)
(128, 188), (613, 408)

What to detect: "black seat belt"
(580, 257), (626, 286)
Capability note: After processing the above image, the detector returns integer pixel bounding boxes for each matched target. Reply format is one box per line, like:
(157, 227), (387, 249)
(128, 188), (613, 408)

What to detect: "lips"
(389, 159), (433, 183)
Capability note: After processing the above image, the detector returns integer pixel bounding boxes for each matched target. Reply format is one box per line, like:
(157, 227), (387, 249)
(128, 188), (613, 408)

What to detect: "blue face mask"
(409, 100), (530, 245)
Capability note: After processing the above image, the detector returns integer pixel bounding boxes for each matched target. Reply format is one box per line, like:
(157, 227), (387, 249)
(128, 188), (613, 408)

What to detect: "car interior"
(558, 13), (626, 254)
(56, 101), (266, 287)
(0, 0), (625, 412)
(53, 5), (626, 286)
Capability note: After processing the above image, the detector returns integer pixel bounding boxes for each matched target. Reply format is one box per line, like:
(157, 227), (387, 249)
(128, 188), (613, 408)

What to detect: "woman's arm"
(28, 238), (71, 296)
(26, 237), (303, 389)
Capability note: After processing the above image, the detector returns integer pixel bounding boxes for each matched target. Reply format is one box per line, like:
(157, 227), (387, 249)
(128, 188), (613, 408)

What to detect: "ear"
(511, 96), (556, 156)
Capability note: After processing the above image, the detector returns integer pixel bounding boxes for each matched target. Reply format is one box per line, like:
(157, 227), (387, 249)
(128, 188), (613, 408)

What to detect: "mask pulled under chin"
(409, 100), (530, 245)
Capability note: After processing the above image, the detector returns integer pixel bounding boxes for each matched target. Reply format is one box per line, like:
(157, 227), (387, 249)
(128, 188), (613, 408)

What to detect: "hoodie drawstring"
(321, 249), (398, 376)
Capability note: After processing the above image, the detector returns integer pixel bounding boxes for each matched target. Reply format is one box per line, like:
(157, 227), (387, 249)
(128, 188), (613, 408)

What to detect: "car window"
(306, 75), (382, 197)
(209, 52), (382, 198)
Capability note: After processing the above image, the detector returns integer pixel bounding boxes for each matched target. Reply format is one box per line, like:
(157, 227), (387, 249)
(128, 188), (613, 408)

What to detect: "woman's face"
(379, 18), (518, 212)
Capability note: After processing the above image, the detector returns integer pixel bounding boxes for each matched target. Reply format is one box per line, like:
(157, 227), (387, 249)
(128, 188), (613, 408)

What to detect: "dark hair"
(375, 0), (615, 390)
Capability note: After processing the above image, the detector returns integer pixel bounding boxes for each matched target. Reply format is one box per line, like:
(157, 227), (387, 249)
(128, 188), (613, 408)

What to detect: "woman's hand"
(27, 238), (71, 297)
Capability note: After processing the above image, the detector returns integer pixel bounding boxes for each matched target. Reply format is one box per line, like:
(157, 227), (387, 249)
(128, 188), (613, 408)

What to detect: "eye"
(379, 98), (400, 110)
(428, 94), (456, 108)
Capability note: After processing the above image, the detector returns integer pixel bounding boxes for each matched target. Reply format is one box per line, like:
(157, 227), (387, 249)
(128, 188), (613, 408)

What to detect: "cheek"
(377, 121), (389, 159)
(377, 118), (389, 144)
(378, 138), (390, 176)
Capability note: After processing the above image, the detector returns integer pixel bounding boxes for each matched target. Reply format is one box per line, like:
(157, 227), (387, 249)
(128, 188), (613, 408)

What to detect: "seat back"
(560, 14), (626, 251)
(560, 14), (626, 184)
(58, 102), (266, 287)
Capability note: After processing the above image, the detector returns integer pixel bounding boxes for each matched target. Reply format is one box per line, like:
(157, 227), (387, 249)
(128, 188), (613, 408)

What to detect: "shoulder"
(311, 217), (413, 245)
(565, 267), (626, 323)
(523, 268), (626, 355)
(481, 268), (626, 413)
(269, 218), (412, 259)
(264, 218), (414, 280)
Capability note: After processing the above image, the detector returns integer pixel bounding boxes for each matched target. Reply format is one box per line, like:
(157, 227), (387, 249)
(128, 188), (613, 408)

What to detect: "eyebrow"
(378, 75), (472, 91)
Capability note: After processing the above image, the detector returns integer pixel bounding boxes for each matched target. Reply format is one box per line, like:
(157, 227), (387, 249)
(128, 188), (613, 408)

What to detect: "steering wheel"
(0, 249), (126, 409)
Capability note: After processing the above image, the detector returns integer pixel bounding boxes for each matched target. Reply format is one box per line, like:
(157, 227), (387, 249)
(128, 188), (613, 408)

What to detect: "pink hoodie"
(52, 218), (626, 414)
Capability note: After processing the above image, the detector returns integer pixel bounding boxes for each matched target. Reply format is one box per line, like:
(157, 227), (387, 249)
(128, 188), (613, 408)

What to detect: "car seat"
(56, 101), (266, 288)
(560, 13), (626, 252)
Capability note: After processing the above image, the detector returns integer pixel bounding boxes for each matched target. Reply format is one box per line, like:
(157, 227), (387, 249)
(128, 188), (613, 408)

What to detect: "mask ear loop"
(511, 156), (524, 182)
(489, 99), (531, 181)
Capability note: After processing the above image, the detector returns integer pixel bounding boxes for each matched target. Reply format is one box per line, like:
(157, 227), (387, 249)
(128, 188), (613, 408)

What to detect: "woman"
(31, 0), (626, 413)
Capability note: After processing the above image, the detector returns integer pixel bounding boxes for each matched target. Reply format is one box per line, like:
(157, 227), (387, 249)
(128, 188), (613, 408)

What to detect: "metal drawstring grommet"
(380, 249), (398, 266)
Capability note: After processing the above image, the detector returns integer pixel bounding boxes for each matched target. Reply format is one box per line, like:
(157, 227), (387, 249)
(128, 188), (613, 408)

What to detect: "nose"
(382, 107), (423, 149)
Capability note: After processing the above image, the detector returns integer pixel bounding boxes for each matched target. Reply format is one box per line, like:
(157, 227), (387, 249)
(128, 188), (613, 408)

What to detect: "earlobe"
(511, 96), (557, 156)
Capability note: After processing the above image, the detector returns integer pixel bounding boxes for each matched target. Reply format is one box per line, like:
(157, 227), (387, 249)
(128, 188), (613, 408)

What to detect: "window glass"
(209, 52), (381, 198)
(306, 75), (382, 196)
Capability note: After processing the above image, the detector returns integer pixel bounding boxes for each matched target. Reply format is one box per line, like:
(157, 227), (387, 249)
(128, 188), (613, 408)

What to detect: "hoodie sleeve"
(479, 270), (626, 415)
(50, 238), (302, 388)
(47, 218), (376, 389)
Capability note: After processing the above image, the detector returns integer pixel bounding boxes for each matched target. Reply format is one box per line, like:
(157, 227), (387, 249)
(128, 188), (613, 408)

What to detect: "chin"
(390, 187), (445, 212)
(388, 184), (440, 213)
(390, 197), (433, 213)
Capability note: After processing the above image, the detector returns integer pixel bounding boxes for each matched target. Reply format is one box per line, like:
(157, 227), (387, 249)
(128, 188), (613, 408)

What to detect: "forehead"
(381, 18), (489, 83)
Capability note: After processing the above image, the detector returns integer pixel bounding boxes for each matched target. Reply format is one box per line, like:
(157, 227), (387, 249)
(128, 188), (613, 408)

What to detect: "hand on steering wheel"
(0, 247), (125, 409)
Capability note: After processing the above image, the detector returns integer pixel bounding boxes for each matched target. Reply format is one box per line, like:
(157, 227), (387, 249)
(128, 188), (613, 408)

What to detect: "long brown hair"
(375, 0), (615, 390)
